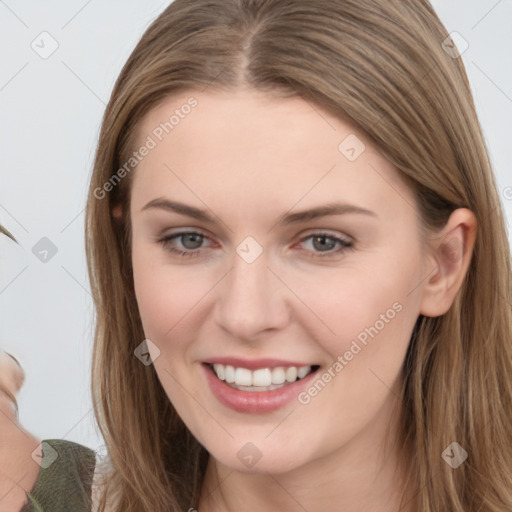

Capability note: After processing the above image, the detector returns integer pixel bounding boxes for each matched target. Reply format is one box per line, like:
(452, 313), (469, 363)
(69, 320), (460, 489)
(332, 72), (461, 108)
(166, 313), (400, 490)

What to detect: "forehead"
(129, 89), (413, 222)
(135, 88), (344, 165)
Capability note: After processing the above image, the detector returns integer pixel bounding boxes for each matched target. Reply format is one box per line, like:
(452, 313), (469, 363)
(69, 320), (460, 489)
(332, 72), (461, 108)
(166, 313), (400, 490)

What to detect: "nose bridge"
(215, 248), (288, 339)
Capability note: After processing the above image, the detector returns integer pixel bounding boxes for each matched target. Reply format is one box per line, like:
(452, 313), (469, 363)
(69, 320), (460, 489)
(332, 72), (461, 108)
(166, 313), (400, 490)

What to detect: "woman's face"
(129, 88), (429, 474)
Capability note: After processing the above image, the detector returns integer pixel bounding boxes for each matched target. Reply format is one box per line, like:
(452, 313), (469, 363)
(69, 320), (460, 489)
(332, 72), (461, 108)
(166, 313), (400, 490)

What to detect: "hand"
(0, 351), (24, 420)
(0, 350), (42, 512)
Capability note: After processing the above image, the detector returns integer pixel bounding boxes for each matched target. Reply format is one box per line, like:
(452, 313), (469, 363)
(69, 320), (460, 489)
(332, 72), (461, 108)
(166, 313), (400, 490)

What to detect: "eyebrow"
(141, 197), (377, 225)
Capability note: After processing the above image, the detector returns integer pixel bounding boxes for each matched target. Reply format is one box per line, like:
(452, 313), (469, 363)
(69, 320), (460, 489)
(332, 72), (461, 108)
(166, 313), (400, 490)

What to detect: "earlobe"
(112, 205), (123, 219)
(419, 208), (478, 318)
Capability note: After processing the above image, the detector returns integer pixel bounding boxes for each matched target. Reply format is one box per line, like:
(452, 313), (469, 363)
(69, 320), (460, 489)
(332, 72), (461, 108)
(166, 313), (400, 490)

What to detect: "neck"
(197, 397), (416, 512)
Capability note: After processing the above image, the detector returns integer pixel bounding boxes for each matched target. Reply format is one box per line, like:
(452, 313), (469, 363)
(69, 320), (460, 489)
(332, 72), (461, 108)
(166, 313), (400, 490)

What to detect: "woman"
(0, 233), (96, 512)
(0, 350), (41, 512)
(2, 0), (512, 510)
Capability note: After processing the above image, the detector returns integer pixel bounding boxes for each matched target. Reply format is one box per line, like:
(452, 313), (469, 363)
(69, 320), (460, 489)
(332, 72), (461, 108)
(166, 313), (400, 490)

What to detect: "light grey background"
(0, 0), (511, 452)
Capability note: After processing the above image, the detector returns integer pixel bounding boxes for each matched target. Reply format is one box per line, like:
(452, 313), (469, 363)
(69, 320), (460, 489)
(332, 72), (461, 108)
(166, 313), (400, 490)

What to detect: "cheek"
(290, 265), (417, 437)
(132, 246), (198, 343)
(132, 246), (224, 370)
(288, 259), (418, 357)
(285, 255), (421, 420)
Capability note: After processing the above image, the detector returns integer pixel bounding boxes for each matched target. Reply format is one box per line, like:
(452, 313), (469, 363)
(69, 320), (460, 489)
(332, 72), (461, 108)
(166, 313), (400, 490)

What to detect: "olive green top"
(21, 439), (96, 512)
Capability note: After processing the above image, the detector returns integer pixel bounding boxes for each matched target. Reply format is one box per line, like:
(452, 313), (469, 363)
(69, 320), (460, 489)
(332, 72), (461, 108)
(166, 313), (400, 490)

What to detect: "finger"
(0, 389), (18, 419)
(0, 350), (25, 397)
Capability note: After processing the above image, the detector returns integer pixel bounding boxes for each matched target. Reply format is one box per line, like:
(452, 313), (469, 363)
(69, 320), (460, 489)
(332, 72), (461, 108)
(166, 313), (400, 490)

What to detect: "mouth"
(201, 359), (321, 413)
(206, 362), (320, 392)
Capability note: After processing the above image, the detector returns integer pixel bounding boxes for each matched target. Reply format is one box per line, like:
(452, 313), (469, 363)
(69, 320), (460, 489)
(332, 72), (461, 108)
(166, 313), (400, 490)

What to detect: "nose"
(214, 250), (290, 342)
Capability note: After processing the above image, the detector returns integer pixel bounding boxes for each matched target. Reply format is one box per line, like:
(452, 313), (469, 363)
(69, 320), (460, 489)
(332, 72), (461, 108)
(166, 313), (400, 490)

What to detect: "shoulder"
(22, 439), (97, 512)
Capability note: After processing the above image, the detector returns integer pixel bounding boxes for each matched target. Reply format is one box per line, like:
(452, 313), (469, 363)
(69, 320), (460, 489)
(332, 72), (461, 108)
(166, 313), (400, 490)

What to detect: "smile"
(202, 361), (320, 413)
(210, 363), (317, 391)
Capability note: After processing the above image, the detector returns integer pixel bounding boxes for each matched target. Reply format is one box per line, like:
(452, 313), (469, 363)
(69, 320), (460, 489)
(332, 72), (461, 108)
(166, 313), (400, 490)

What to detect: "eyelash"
(157, 230), (354, 259)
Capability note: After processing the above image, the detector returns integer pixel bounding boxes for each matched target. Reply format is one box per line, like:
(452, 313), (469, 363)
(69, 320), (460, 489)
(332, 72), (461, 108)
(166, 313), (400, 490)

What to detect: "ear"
(112, 205), (123, 219)
(419, 208), (477, 318)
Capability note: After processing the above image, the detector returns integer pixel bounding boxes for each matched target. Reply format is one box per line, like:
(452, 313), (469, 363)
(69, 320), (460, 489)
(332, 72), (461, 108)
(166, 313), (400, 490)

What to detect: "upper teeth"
(212, 364), (312, 387)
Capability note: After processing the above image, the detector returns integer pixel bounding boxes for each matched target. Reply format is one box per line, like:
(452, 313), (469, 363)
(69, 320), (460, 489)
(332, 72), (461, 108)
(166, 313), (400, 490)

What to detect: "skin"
(129, 88), (477, 511)
(0, 354), (41, 512)
(0, 88), (476, 512)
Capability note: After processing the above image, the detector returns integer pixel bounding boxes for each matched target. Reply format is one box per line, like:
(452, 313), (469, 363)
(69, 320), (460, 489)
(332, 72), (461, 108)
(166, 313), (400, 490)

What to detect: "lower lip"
(203, 364), (318, 414)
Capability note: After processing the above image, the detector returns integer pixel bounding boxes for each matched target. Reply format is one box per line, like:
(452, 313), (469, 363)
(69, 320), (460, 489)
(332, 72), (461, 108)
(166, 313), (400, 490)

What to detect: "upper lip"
(203, 356), (317, 370)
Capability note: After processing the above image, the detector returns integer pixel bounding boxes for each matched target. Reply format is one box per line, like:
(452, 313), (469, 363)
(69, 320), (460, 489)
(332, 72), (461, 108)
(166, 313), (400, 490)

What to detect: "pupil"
(182, 233), (203, 249)
(313, 236), (335, 251)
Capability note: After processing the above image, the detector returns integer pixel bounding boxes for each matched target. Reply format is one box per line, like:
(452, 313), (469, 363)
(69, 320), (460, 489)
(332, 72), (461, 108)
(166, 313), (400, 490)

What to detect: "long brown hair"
(85, 1), (512, 510)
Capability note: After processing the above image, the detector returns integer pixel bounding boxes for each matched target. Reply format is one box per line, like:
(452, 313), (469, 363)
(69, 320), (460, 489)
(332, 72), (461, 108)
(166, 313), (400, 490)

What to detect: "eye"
(157, 231), (211, 258)
(157, 230), (354, 259)
(296, 232), (354, 258)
